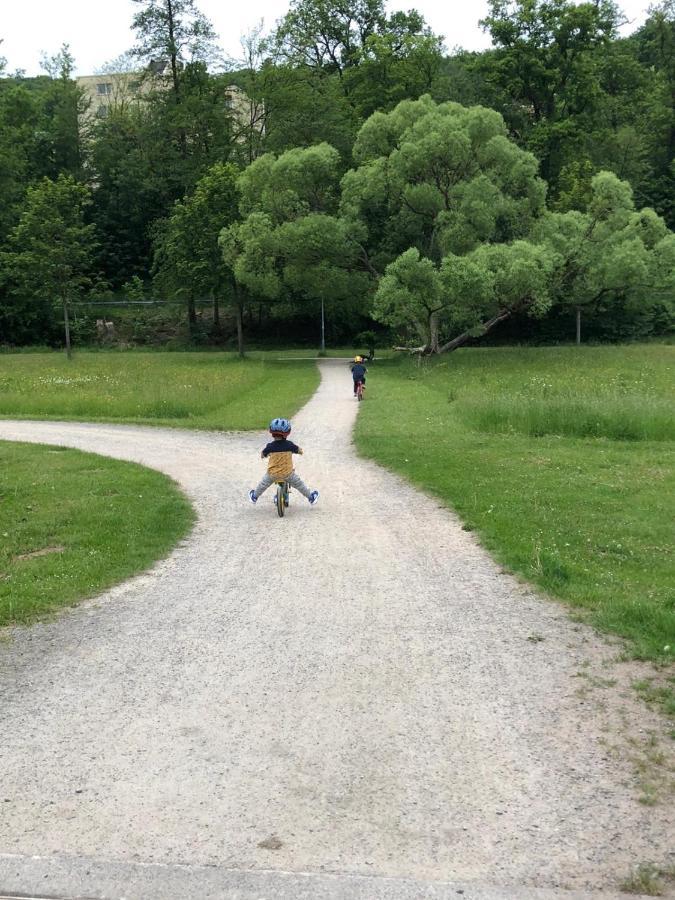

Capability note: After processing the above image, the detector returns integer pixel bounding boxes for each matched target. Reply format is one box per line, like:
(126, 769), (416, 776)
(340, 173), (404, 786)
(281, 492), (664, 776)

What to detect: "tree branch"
(437, 306), (520, 354)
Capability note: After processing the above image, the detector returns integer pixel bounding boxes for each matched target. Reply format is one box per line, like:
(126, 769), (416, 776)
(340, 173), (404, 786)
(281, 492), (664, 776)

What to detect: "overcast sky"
(2, 0), (654, 77)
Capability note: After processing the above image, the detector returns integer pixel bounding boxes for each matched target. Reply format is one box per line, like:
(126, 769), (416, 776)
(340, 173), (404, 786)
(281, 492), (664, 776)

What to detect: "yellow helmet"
(354, 355), (363, 363)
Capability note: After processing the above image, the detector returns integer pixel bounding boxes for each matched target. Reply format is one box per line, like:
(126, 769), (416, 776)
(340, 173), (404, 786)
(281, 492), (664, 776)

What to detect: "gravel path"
(0, 360), (672, 900)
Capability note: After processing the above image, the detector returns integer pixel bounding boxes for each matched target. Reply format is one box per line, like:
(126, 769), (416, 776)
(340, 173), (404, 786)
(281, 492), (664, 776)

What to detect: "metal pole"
(320, 298), (325, 352)
(63, 300), (72, 360)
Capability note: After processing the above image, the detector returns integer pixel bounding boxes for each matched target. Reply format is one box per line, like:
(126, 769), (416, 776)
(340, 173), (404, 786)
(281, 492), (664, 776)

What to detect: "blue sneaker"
(248, 489), (257, 505)
(309, 490), (319, 505)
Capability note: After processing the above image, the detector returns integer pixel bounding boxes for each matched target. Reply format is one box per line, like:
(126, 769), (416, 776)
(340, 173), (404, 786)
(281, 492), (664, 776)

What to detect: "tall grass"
(460, 396), (674, 441)
(453, 346), (674, 441)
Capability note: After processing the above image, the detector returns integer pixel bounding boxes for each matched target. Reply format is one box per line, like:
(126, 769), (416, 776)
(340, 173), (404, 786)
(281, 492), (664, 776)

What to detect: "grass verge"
(0, 351), (320, 430)
(0, 441), (194, 626)
(620, 861), (675, 895)
(356, 345), (674, 675)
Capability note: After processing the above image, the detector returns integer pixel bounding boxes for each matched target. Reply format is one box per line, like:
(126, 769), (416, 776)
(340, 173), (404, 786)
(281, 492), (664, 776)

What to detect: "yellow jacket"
(262, 438), (303, 479)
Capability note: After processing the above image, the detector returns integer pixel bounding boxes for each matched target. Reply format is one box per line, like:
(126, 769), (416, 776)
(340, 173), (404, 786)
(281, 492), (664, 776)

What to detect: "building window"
(97, 82), (113, 95)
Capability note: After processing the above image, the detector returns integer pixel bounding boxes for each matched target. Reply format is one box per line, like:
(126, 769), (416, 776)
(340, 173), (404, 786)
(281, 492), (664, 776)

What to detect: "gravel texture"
(0, 360), (672, 899)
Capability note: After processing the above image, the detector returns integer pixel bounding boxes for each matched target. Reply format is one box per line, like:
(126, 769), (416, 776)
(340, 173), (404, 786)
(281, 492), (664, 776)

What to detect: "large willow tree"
(340, 96), (554, 351)
(224, 96), (674, 353)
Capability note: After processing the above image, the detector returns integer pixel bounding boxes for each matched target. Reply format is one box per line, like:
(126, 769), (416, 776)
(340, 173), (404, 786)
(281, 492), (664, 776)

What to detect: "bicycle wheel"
(276, 482), (285, 517)
(357, 381), (364, 401)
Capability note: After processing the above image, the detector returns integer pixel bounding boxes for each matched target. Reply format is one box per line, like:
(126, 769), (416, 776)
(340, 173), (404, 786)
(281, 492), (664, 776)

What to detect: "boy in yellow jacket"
(248, 417), (319, 505)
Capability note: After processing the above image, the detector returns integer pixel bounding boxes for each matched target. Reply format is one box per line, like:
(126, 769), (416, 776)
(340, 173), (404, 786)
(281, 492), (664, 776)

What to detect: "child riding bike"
(248, 418), (319, 506)
(350, 356), (367, 397)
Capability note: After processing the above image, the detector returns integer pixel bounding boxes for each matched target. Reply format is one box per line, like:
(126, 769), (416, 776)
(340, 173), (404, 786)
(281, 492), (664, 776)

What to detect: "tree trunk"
(437, 308), (514, 355)
(167, 0), (180, 99)
(429, 312), (440, 354)
(165, 0), (189, 162)
(236, 302), (244, 358)
(213, 292), (220, 329)
(63, 299), (72, 360)
(576, 307), (581, 345)
(187, 293), (197, 331)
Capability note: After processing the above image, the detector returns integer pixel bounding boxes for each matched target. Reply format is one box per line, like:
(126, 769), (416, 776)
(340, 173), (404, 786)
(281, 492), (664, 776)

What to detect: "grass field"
(2, 345), (673, 712)
(356, 345), (674, 685)
(0, 441), (194, 626)
(0, 352), (320, 430)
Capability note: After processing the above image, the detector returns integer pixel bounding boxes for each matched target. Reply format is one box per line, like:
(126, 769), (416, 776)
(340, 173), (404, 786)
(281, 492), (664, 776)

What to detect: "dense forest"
(0, 0), (673, 352)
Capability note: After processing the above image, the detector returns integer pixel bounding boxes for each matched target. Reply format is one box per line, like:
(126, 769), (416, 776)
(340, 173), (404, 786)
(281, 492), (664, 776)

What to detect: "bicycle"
(355, 380), (365, 401)
(274, 481), (290, 517)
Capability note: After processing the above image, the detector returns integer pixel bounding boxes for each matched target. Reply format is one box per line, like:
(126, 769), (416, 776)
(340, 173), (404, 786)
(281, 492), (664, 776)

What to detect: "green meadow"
(0, 351), (320, 430)
(356, 345), (674, 676)
(0, 441), (194, 626)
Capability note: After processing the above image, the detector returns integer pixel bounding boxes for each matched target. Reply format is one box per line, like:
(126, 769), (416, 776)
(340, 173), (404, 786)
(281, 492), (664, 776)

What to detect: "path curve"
(0, 361), (672, 899)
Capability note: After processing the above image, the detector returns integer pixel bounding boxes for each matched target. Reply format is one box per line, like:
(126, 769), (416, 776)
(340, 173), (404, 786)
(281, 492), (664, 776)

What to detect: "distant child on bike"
(351, 356), (367, 397)
(248, 418), (319, 506)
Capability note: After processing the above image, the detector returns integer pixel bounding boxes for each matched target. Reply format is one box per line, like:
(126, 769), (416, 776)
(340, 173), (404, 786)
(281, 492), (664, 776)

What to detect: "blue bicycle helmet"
(269, 417), (291, 434)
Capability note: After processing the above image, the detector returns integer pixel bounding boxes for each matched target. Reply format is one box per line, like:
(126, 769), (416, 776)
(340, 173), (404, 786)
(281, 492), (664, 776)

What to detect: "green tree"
(273, 0), (444, 121)
(89, 105), (178, 285)
(340, 96), (547, 270)
(219, 212), (280, 322)
(630, 1), (675, 226)
(131, 0), (218, 99)
(130, 0), (233, 193)
(153, 162), (241, 347)
(345, 12), (444, 118)
(0, 84), (38, 243)
(38, 44), (88, 180)
(238, 142), (342, 220)
(228, 27), (358, 161)
(533, 170), (675, 342)
(274, 0), (387, 77)
(222, 144), (370, 347)
(552, 158), (595, 211)
(476, 0), (622, 190)
(373, 240), (554, 352)
(89, 61), (234, 287)
(2, 175), (97, 355)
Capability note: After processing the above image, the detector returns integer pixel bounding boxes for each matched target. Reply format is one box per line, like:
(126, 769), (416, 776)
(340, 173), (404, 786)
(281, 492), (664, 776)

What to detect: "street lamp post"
(320, 297), (325, 353)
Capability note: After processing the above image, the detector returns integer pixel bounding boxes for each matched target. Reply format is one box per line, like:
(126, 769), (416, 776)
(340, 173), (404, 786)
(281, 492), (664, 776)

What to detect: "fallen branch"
(393, 344), (429, 355)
